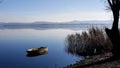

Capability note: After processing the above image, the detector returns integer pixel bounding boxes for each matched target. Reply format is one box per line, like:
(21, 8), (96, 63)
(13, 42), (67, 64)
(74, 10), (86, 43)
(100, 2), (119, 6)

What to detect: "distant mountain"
(0, 20), (112, 25)
(0, 20), (113, 30)
(32, 20), (112, 25)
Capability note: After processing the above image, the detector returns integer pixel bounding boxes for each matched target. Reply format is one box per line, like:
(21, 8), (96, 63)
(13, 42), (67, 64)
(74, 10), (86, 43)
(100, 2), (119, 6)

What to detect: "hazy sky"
(0, 0), (112, 23)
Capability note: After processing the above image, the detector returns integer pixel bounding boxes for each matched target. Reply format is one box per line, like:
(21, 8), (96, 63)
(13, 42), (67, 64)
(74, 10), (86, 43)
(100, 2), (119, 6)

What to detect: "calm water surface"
(0, 29), (84, 68)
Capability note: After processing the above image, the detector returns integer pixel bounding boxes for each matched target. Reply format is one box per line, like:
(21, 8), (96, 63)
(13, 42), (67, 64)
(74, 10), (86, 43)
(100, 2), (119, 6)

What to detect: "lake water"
(0, 28), (85, 68)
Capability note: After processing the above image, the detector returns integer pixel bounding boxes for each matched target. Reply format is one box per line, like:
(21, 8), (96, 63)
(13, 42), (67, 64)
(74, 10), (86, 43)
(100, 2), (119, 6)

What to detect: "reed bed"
(65, 27), (112, 56)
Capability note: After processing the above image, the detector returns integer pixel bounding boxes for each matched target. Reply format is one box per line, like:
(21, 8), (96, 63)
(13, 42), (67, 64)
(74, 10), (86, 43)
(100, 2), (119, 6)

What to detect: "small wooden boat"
(26, 47), (48, 56)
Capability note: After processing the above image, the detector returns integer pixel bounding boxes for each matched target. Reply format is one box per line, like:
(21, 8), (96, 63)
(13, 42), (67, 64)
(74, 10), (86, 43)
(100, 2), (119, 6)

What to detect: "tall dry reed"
(65, 27), (112, 56)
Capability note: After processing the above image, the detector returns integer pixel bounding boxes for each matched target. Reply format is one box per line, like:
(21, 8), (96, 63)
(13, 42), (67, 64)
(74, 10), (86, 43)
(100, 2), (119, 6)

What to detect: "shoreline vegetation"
(65, 27), (112, 56)
(65, 27), (120, 68)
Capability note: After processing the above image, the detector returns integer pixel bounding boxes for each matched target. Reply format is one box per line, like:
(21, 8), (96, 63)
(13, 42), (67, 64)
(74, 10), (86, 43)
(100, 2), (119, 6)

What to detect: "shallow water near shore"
(0, 28), (84, 68)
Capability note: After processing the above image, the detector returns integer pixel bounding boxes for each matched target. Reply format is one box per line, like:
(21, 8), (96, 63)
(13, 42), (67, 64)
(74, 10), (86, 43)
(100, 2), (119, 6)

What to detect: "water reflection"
(0, 29), (83, 68)
(26, 51), (48, 57)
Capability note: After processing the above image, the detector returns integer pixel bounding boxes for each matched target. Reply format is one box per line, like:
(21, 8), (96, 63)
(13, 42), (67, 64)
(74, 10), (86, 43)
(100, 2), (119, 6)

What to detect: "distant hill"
(32, 20), (112, 24)
(0, 20), (112, 25)
(0, 20), (113, 30)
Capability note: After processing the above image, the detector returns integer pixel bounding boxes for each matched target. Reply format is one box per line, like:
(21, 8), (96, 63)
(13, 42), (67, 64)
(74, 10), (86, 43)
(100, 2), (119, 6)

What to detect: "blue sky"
(0, 0), (112, 23)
